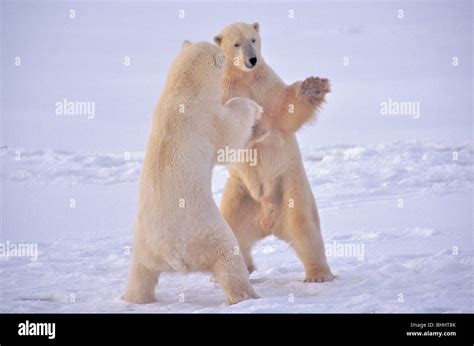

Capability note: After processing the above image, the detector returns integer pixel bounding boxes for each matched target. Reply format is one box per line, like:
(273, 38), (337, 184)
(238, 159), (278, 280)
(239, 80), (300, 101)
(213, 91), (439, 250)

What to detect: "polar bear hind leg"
(123, 259), (160, 304)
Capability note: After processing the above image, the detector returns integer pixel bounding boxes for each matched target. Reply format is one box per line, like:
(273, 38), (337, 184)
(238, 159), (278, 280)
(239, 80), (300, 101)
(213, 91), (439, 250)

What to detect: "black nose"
(249, 57), (257, 66)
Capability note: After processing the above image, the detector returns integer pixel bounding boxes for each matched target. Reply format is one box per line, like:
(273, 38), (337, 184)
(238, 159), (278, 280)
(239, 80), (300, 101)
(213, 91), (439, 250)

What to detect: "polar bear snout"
(247, 57), (257, 68)
(243, 45), (257, 69)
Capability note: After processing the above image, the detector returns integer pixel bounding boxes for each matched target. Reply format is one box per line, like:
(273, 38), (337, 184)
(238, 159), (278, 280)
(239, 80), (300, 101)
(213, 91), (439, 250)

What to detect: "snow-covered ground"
(0, 141), (472, 313)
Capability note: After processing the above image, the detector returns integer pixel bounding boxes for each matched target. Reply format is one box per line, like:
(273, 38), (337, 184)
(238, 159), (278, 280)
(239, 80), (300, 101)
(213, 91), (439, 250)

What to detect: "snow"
(0, 142), (472, 313)
(2, 140), (472, 205)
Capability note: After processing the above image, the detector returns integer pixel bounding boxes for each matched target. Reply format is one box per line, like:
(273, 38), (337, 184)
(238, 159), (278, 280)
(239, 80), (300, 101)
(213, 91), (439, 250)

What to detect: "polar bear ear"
(213, 53), (226, 69)
(213, 35), (222, 46)
(251, 22), (260, 33)
(182, 40), (192, 48)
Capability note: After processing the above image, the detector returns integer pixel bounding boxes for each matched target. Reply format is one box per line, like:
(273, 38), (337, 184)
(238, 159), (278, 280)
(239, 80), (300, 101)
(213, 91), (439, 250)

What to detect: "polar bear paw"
(249, 101), (264, 122)
(227, 289), (260, 305)
(304, 269), (335, 283)
(121, 292), (157, 304)
(298, 76), (331, 106)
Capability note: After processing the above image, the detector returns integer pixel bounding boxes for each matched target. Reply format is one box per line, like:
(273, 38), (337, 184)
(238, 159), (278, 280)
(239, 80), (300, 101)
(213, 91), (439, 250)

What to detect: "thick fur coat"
(215, 23), (334, 282)
(124, 41), (262, 304)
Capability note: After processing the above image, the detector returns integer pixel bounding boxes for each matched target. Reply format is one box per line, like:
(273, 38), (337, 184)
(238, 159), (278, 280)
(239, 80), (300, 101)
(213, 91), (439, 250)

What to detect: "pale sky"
(1, 0), (472, 152)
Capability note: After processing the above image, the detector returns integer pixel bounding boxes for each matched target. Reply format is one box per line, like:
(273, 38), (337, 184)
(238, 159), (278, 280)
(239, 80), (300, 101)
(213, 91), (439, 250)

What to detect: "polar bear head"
(214, 22), (261, 72)
(180, 40), (227, 70)
(166, 41), (227, 94)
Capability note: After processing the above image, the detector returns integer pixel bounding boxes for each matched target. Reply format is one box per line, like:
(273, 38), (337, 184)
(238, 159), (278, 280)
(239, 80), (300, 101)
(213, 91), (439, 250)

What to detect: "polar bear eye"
(234, 43), (240, 48)
(251, 39), (256, 44)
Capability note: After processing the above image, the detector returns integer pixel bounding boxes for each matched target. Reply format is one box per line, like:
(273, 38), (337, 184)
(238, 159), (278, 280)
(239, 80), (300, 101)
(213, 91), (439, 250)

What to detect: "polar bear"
(123, 41), (262, 305)
(214, 23), (334, 282)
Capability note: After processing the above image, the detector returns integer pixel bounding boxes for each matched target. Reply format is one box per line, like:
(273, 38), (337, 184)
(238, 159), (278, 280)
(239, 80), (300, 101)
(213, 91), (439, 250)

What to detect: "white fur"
(123, 41), (262, 305)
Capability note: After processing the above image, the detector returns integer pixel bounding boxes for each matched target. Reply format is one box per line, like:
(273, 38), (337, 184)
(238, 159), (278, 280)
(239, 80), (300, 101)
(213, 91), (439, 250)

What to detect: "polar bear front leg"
(123, 258), (160, 304)
(274, 77), (331, 134)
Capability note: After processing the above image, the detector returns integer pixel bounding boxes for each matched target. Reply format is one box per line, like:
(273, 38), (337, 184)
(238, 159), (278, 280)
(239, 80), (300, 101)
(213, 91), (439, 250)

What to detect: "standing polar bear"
(124, 41), (262, 305)
(214, 23), (334, 283)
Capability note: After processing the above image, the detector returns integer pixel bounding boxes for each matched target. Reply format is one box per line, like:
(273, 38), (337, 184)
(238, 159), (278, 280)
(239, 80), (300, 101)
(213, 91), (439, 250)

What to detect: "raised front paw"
(225, 97), (263, 122)
(297, 76), (331, 105)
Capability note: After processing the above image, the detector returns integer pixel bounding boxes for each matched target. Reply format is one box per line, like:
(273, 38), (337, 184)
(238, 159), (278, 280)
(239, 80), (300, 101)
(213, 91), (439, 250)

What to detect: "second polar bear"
(215, 23), (334, 283)
(123, 41), (262, 305)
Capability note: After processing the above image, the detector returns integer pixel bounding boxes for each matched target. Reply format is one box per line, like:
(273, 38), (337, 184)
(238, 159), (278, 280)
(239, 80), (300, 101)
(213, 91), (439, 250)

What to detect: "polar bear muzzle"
(248, 57), (257, 68)
(243, 45), (257, 69)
